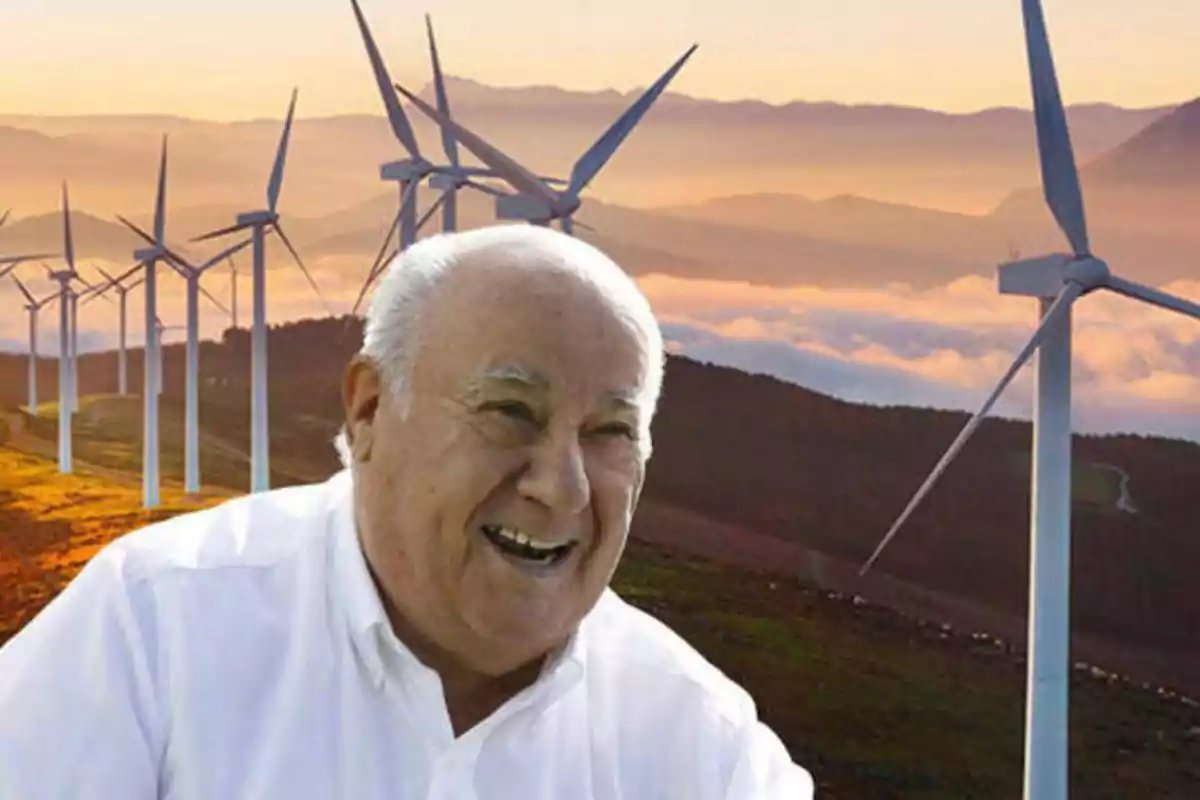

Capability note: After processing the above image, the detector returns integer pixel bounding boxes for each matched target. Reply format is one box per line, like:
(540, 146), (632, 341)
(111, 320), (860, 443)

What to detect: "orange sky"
(1, 0), (1196, 120)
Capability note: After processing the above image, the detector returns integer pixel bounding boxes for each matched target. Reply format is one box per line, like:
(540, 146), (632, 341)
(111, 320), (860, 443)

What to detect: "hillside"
(992, 95), (1200, 239)
(2, 416), (1197, 798)
(2, 317), (1199, 701)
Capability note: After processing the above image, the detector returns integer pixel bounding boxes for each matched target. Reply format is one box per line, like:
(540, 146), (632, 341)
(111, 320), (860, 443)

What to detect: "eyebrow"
(463, 363), (641, 413)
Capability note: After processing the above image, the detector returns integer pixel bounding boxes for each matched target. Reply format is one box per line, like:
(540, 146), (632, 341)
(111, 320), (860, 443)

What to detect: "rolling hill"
(2, 316), (1198, 702)
(2, 389), (1198, 798)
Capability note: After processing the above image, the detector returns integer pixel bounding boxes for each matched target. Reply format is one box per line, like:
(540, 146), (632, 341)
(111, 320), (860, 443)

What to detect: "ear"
(342, 355), (382, 463)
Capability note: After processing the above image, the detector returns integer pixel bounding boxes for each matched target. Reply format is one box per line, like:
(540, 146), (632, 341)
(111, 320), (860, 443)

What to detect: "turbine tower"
(45, 187), (80, 476)
(859, 2), (1200, 798)
(114, 134), (183, 510)
(10, 277), (59, 416)
(392, 42), (697, 237)
(164, 239), (250, 494)
(191, 88), (329, 494)
(84, 263), (146, 396)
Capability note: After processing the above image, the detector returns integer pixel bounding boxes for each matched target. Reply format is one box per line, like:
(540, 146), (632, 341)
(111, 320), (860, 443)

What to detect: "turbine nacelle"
(236, 210), (279, 227)
(427, 172), (466, 191)
(381, 158), (433, 182)
(133, 245), (167, 263)
(495, 192), (579, 223)
(998, 253), (1110, 298)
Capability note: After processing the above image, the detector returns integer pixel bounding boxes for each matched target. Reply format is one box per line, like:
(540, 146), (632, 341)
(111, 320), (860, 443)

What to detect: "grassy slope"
(2, 432), (1198, 797)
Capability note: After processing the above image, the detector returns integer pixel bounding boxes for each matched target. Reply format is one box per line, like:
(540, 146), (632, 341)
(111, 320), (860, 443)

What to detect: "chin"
(465, 597), (579, 668)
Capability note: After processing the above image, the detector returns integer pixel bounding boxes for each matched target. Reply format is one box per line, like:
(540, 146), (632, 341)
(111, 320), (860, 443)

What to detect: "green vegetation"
(4, 376), (1195, 800)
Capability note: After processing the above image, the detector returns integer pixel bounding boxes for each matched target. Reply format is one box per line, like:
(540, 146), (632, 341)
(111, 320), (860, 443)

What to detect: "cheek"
(587, 448), (644, 525)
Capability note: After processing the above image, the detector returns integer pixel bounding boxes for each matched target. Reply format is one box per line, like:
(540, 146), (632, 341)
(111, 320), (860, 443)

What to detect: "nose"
(518, 433), (590, 515)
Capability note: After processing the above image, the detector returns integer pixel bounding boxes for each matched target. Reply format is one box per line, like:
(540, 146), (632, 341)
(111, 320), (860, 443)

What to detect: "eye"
(484, 400), (539, 425)
(592, 422), (636, 440)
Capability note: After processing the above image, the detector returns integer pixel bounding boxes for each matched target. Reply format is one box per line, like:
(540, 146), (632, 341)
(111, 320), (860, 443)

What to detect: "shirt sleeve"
(724, 717), (816, 799)
(0, 544), (162, 800)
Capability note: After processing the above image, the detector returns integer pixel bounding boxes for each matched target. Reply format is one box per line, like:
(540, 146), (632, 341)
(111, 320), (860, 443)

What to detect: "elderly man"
(0, 225), (814, 798)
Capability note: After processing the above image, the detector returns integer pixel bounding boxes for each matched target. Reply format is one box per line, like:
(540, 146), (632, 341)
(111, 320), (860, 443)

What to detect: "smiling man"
(0, 224), (814, 799)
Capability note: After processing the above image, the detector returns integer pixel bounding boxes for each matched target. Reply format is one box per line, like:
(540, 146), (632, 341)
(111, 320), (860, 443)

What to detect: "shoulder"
(582, 589), (756, 725)
(106, 471), (349, 588)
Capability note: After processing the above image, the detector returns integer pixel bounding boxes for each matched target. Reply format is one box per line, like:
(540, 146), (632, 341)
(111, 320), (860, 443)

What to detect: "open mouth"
(480, 524), (577, 566)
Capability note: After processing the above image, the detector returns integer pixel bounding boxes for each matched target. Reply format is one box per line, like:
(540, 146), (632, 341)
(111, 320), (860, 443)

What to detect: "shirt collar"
(326, 468), (588, 698)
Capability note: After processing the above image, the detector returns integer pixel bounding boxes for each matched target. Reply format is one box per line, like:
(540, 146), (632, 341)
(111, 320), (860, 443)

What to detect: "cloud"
(3, 260), (1199, 444)
(638, 273), (1200, 443)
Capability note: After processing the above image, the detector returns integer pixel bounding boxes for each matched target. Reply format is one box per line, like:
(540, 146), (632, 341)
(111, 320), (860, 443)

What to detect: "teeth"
(488, 525), (570, 552)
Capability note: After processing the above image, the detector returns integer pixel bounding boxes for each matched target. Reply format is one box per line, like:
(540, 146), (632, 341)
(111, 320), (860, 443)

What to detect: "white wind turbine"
(161, 239), (251, 494)
(391, 42), (697, 237)
(153, 317), (186, 397)
(859, 2), (1200, 798)
(190, 88), (330, 494)
(83, 263), (146, 396)
(114, 134), (186, 510)
(347, 2), (531, 257)
(42, 186), (83, 474)
(9, 276), (59, 417)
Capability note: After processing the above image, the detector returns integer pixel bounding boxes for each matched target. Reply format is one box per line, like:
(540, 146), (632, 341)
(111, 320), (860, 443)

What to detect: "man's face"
(345, 256), (653, 675)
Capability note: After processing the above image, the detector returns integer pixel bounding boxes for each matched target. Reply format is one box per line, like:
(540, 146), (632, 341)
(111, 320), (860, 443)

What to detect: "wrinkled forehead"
(417, 259), (652, 408)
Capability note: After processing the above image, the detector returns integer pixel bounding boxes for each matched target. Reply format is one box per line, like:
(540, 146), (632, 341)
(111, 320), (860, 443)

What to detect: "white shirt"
(0, 469), (814, 799)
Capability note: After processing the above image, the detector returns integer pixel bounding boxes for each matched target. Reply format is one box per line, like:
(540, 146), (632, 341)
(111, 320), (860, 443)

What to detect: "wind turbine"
(83, 263), (146, 396)
(162, 238), (250, 494)
(153, 318), (186, 397)
(190, 88), (330, 494)
(392, 42), (697, 238)
(859, 2), (1200, 798)
(114, 134), (185, 510)
(45, 186), (81, 474)
(10, 276), (59, 417)
(348, 3), (522, 251)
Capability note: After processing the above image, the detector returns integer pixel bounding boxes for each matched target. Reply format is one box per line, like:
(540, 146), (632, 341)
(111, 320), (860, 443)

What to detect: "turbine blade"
(0, 209), (9, 229)
(349, 0), (422, 157)
(154, 134), (168, 244)
(568, 44), (696, 197)
(271, 221), (333, 316)
(115, 262), (144, 284)
(192, 220), (254, 242)
(267, 87), (299, 213)
(1103, 274), (1200, 319)
(350, 215), (402, 318)
(200, 237), (254, 272)
(117, 214), (165, 251)
(93, 264), (117, 284)
(393, 82), (560, 206)
(860, 281), (1083, 574)
(415, 190), (448, 232)
(62, 182), (75, 272)
(425, 14), (459, 168)
(1021, 0), (1089, 256)
(461, 178), (507, 198)
(11, 275), (36, 305)
(198, 281), (230, 316)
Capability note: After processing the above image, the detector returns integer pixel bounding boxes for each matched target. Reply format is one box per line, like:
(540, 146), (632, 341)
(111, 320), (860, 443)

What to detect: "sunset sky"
(2, 0), (1197, 120)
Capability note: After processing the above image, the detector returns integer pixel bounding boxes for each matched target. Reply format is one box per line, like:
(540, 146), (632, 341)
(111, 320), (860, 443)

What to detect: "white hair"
(333, 223), (665, 468)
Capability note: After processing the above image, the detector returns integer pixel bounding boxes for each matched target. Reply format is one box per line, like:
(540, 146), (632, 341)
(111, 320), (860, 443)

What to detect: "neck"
(360, 556), (549, 736)
(385, 598), (548, 735)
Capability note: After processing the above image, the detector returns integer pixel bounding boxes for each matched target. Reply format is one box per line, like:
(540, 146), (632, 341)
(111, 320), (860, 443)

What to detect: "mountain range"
(3, 81), (1198, 294)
